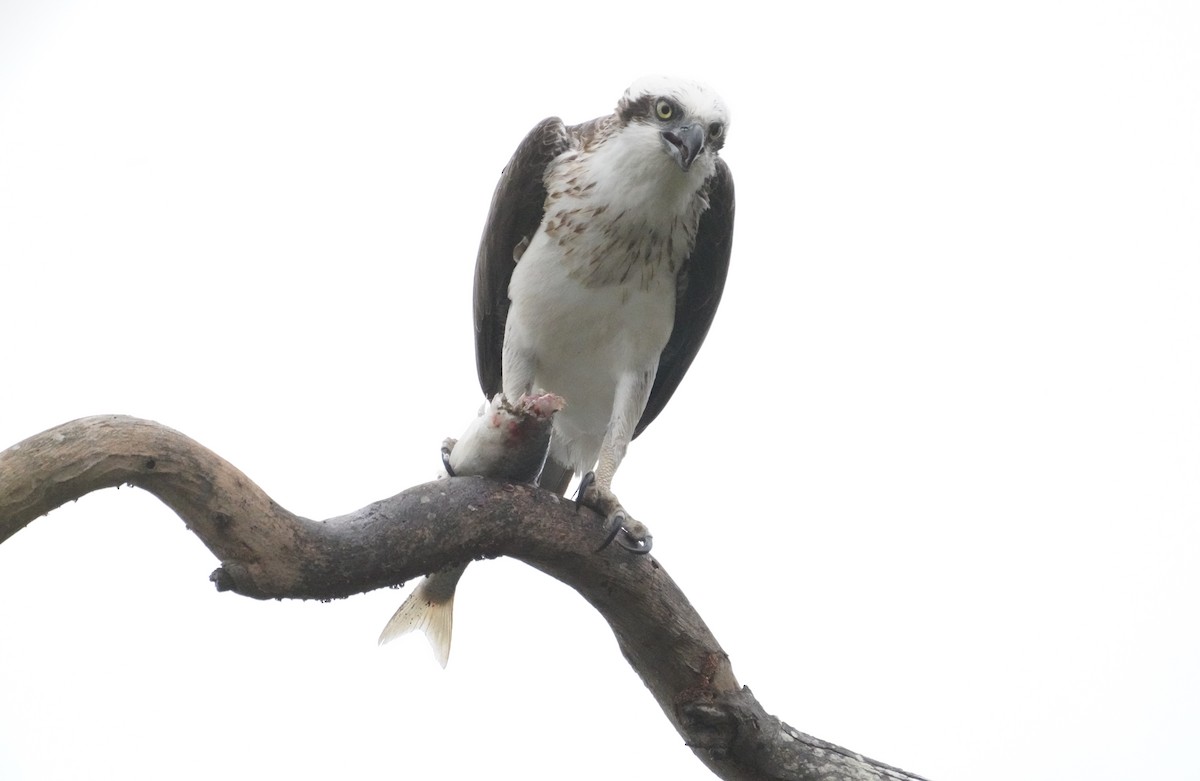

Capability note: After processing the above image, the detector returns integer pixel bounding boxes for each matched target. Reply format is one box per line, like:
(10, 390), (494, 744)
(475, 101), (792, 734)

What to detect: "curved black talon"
(440, 445), (456, 477)
(595, 512), (626, 552)
(616, 531), (653, 554)
(575, 470), (596, 511)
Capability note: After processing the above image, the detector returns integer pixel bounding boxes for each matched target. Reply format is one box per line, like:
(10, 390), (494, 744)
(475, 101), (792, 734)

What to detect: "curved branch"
(1, 415), (927, 781)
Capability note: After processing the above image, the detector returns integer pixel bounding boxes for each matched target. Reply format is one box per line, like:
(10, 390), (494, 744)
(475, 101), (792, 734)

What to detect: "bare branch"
(0, 415), (928, 781)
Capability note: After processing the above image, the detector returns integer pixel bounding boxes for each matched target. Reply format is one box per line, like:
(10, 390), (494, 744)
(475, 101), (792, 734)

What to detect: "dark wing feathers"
(633, 157), (735, 438)
(473, 117), (572, 397)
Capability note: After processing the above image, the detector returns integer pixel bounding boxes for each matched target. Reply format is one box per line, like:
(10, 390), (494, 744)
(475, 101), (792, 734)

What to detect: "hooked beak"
(661, 124), (705, 172)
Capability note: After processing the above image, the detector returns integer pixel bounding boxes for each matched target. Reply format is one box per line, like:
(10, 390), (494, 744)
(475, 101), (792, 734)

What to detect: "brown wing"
(634, 157), (736, 438)
(473, 117), (573, 397)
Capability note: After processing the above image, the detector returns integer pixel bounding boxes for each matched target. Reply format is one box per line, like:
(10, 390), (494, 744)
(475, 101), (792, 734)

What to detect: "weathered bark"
(0, 415), (928, 781)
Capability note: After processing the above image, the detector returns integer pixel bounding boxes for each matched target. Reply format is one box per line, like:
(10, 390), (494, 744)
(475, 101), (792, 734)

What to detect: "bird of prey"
(474, 75), (735, 549)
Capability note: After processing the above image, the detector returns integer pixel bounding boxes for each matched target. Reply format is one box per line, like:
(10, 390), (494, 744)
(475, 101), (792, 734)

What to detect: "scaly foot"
(576, 471), (653, 554)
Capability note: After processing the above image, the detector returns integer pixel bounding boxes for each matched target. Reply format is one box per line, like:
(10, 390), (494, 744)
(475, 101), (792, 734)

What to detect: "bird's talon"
(577, 476), (651, 554)
(596, 512), (625, 551)
(440, 445), (456, 477)
(575, 471), (596, 511)
(616, 531), (653, 554)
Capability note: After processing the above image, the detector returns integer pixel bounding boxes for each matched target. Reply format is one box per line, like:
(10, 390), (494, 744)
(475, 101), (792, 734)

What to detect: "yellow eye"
(655, 99), (673, 121)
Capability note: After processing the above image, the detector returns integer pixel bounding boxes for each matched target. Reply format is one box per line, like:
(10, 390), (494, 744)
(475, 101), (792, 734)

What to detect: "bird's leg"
(577, 453), (652, 554)
(576, 376), (654, 554)
(440, 437), (457, 477)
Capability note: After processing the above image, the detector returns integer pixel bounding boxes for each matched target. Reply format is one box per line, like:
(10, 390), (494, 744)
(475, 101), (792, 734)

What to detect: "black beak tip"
(662, 126), (705, 172)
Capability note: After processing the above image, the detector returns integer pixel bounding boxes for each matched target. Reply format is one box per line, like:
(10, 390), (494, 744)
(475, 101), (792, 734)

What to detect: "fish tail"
(378, 564), (468, 668)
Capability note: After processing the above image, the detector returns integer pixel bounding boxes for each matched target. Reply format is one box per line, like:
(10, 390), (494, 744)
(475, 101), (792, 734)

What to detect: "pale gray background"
(2, 2), (1198, 779)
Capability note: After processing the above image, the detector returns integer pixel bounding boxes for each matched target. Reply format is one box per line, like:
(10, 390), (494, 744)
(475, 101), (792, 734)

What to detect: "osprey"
(380, 78), (733, 666)
(475, 75), (735, 548)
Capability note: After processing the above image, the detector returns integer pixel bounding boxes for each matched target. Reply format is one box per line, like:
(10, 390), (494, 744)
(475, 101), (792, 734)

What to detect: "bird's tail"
(378, 563), (468, 668)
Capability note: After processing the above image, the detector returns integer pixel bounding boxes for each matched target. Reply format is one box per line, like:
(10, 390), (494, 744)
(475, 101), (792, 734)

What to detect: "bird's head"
(616, 76), (730, 176)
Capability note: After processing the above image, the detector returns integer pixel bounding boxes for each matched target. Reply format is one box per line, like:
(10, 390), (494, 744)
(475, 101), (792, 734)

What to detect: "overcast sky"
(1, 2), (1198, 779)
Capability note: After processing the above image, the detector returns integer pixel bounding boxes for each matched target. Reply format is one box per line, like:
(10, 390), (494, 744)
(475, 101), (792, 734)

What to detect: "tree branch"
(1, 415), (928, 781)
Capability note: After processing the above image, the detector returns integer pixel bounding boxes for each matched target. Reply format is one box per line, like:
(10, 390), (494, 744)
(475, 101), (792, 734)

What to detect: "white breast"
(501, 126), (709, 472)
